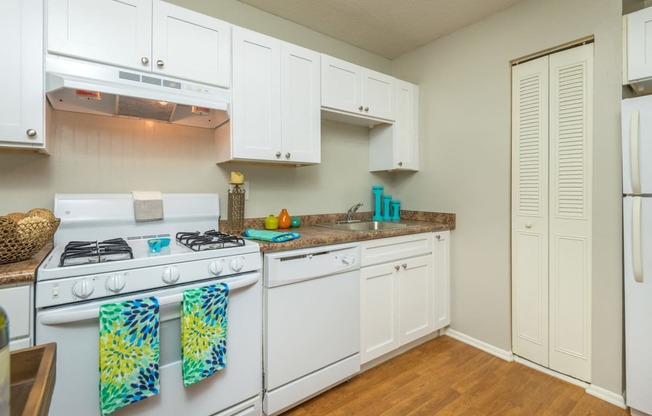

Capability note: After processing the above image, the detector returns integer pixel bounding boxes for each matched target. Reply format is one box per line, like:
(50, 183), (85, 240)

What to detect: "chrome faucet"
(346, 203), (363, 222)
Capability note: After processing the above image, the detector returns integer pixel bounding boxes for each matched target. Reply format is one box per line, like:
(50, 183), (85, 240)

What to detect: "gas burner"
(59, 238), (133, 267)
(176, 230), (245, 252)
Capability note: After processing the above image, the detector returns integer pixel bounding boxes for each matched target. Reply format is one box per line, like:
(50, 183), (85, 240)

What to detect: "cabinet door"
(398, 254), (433, 345)
(363, 69), (396, 121)
(0, 0), (44, 148)
(47, 0), (152, 71)
(369, 80), (418, 171)
(281, 43), (321, 164)
(627, 7), (652, 82)
(152, 0), (230, 87)
(231, 27), (282, 161)
(0, 285), (32, 349)
(433, 231), (450, 331)
(321, 55), (363, 114)
(360, 263), (399, 364)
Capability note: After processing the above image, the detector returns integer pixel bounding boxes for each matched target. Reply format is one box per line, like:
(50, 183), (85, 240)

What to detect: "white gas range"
(35, 193), (262, 416)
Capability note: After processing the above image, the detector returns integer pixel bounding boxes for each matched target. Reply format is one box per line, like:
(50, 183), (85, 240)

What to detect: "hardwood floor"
(284, 336), (629, 416)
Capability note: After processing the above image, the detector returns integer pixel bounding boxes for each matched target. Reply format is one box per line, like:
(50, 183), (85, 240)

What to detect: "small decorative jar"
(290, 216), (301, 228)
(264, 215), (279, 230)
(278, 209), (291, 229)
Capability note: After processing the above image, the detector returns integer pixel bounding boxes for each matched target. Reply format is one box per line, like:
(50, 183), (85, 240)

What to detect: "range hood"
(45, 55), (230, 128)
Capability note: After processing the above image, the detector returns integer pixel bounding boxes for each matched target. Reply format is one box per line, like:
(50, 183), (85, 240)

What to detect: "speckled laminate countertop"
(0, 245), (52, 287)
(0, 211), (455, 285)
(227, 210), (455, 253)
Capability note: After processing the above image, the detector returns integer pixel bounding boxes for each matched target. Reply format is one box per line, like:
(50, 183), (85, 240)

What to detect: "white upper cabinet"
(47, 0), (230, 87)
(369, 80), (419, 171)
(321, 54), (395, 123)
(0, 0), (45, 150)
(216, 27), (320, 165)
(626, 7), (652, 88)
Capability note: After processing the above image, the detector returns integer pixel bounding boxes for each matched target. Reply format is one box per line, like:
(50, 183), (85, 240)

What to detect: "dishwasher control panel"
(263, 243), (360, 288)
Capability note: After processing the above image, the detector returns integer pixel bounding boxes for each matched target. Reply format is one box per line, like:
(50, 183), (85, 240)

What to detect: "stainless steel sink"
(315, 220), (410, 232)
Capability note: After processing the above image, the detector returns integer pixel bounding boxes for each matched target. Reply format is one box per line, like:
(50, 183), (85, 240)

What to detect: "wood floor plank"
(282, 336), (628, 416)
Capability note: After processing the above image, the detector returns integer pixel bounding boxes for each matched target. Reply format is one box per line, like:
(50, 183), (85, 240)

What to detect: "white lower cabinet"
(360, 232), (450, 364)
(0, 284), (33, 350)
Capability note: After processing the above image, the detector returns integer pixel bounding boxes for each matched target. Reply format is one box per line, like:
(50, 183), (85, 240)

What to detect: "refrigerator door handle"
(633, 196), (644, 283)
(631, 110), (641, 195)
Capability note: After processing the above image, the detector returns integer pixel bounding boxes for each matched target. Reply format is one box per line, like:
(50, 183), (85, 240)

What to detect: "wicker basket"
(0, 210), (60, 264)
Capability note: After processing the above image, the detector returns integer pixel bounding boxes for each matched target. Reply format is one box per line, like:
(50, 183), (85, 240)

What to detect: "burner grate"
(59, 238), (134, 267)
(176, 230), (245, 252)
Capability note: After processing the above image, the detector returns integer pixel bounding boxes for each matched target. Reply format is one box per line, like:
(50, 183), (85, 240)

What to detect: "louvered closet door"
(548, 44), (593, 381)
(511, 56), (550, 368)
(511, 43), (593, 382)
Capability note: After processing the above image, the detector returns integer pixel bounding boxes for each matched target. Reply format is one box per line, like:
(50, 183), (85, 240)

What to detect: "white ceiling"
(236, 0), (524, 59)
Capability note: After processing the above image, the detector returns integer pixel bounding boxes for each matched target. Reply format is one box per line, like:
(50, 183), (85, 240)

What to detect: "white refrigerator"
(623, 95), (652, 415)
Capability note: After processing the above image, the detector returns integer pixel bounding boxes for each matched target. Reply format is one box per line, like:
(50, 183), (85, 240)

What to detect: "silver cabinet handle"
(401, 263), (407, 269)
(26, 129), (37, 138)
(436, 234), (441, 240)
(398, 161), (403, 167)
(358, 106), (364, 111)
(157, 60), (164, 68)
(364, 107), (369, 112)
(285, 152), (291, 159)
(275, 151), (281, 158)
(141, 57), (149, 65)
(394, 265), (400, 271)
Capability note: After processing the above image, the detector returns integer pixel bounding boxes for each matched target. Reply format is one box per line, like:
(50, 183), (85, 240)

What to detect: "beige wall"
(392, 0), (623, 394)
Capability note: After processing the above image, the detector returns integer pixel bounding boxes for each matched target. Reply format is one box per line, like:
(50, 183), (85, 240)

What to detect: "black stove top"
(176, 230), (245, 252)
(59, 238), (134, 267)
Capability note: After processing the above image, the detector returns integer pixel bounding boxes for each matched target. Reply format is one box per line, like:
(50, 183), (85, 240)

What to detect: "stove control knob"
(209, 260), (224, 276)
(229, 256), (244, 273)
(162, 266), (180, 284)
(106, 274), (126, 293)
(341, 256), (354, 266)
(72, 278), (94, 299)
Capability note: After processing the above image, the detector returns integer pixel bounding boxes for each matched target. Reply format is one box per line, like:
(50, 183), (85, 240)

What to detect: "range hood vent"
(45, 55), (230, 129)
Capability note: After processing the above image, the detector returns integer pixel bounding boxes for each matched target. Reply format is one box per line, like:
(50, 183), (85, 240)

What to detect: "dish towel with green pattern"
(243, 229), (300, 242)
(99, 297), (160, 416)
(181, 283), (229, 387)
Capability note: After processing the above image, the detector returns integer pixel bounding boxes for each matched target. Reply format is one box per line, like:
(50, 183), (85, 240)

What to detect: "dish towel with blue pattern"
(99, 296), (160, 416)
(181, 283), (229, 387)
(243, 229), (300, 242)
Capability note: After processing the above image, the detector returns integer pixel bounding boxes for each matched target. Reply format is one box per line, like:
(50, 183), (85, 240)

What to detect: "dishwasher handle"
(39, 273), (259, 326)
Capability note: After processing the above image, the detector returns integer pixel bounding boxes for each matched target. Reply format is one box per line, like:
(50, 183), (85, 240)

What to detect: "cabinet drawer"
(360, 233), (433, 267)
(0, 285), (31, 340)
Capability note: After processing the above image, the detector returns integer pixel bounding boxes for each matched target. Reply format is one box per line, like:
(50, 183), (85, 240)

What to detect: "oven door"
(36, 273), (261, 416)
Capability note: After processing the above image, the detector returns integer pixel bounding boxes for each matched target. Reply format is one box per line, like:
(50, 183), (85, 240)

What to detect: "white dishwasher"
(263, 242), (361, 415)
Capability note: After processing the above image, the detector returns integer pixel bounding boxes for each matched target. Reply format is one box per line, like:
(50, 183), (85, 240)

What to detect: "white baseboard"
(585, 384), (627, 410)
(442, 328), (514, 362)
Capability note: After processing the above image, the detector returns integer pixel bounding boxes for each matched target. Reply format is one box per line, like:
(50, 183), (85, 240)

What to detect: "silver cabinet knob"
(394, 265), (400, 271)
(402, 263), (407, 269)
(398, 161), (403, 167)
(157, 60), (164, 68)
(364, 107), (369, 112)
(26, 129), (37, 138)
(285, 152), (291, 159)
(141, 57), (149, 65)
(436, 234), (442, 240)
(358, 106), (364, 111)
(275, 151), (281, 158)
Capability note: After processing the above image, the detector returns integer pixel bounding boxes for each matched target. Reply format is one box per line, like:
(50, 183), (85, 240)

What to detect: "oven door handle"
(39, 273), (259, 326)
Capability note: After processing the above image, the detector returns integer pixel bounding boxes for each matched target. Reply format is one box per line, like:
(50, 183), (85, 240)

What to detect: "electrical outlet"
(230, 181), (250, 200)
